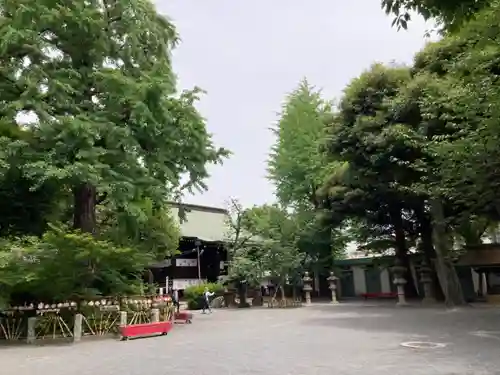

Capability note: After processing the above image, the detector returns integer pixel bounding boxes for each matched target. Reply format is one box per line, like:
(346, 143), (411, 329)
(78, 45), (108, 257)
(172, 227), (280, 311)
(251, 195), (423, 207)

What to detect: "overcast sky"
(155, 0), (435, 209)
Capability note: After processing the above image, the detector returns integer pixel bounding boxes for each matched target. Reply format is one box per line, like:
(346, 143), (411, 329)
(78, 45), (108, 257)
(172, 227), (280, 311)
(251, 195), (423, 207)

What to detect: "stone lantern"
(392, 260), (408, 306)
(302, 272), (313, 305)
(327, 271), (339, 304)
(419, 260), (436, 304)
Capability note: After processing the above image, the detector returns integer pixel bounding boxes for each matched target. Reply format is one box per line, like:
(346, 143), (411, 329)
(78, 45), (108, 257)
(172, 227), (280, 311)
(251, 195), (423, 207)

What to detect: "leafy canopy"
(268, 79), (333, 209)
(268, 80), (347, 269)
(381, 0), (492, 33)
(0, 0), (229, 304)
(0, 0), (228, 230)
(224, 200), (304, 287)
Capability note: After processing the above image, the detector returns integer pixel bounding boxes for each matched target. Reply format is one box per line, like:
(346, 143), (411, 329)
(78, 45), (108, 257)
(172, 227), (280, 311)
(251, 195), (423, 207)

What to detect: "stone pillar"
(73, 313), (83, 342)
(120, 311), (128, 326)
(482, 272), (488, 296)
(151, 308), (160, 323)
(327, 271), (339, 304)
(419, 261), (436, 304)
(26, 316), (37, 344)
(477, 270), (484, 297)
(302, 272), (312, 305)
(392, 261), (408, 306)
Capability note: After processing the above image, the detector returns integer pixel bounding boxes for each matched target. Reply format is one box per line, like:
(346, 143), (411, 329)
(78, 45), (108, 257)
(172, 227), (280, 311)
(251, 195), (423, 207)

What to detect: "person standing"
(172, 288), (180, 314)
(202, 287), (215, 314)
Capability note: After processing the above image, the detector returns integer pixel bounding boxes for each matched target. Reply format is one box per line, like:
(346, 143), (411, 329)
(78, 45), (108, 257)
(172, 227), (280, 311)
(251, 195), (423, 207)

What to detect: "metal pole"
(197, 244), (201, 281)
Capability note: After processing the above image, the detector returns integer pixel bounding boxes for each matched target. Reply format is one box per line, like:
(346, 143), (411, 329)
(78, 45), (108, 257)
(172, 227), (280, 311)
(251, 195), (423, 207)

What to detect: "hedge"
(183, 282), (224, 310)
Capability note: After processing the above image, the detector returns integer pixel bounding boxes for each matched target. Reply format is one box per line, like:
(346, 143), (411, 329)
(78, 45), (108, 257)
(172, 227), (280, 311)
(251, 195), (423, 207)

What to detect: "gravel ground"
(2, 301), (500, 375)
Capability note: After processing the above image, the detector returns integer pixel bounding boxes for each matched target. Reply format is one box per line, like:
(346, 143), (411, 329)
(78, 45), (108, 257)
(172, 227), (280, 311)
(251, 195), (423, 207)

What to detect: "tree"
(0, 0), (228, 237)
(405, 3), (500, 225)
(268, 80), (347, 272)
(5, 225), (155, 302)
(409, 3), (500, 304)
(224, 200), (306, 305)
(0, 0), (231, 305)
(380, 0), (492, 33)
(268, 79), (332, 209)
(426, 4), (500, 222)
(244, 205), (303, 301)
(322, 64), (422, 297)
(0, 120), (61, 237)
(100, 197), (181, 260)
(224, 199), (265, 307)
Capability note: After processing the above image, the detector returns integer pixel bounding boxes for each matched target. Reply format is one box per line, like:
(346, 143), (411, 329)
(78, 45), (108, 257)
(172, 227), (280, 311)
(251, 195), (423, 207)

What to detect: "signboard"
(175, 258), (197, 267)
(172, 278), (206, 290)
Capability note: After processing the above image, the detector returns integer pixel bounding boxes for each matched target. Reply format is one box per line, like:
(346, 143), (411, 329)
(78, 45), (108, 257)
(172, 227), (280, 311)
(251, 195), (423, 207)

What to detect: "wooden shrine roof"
(457, 244), (500, 267)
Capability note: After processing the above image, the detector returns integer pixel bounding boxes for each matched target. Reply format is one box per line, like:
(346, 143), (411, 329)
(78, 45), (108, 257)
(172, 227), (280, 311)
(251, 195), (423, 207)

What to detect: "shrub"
(3, 224), (154, 303)
(183, 282), (224, 310)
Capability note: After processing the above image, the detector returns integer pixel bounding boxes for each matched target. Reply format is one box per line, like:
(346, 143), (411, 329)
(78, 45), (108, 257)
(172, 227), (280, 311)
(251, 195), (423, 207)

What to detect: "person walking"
(202, 287), (215, 314)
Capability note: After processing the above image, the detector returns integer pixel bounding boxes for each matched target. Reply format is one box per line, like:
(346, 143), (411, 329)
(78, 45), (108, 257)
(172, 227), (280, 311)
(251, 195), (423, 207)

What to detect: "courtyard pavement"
(2, 301), (500, 375)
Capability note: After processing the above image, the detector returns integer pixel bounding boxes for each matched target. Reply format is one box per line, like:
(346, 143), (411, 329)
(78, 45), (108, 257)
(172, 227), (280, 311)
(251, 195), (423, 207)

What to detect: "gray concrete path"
(2, 302), (500, 375)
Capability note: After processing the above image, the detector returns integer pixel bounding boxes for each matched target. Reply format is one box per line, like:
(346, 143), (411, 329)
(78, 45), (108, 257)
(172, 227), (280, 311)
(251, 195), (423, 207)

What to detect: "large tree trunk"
(73, 183), (97, 233)
(419, 214), (444, 301)
(430, 198), (465, 307)
(391, 207), (418, 298)
(237, 282), (249, 308)
(418, 213), (436, 261)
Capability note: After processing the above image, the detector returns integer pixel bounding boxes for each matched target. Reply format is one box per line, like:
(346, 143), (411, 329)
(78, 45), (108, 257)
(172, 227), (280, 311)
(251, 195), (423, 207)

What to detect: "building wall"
(352, 266), (367, 295)
(338, 257), (481, 301)
(345, 263), (418, 297)
(169, 203), (229, 242)
(380, 268), (391, 293)
(150, 203), (230, 290)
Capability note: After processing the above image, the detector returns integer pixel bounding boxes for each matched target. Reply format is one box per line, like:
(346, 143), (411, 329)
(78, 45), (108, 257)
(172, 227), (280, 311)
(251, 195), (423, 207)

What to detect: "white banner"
(175, 258), (198, 267)
(172, 278), (206, 290)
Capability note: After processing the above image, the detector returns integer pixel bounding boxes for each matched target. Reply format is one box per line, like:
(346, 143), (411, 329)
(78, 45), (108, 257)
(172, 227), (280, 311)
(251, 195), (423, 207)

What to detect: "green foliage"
(224, 200), (306, 289)
(0, 0), (228, 305)
(244, 205), (303, 284)
(402, 2), (500, 224)
(223, 199), (266, 287)
(380, 0), (492, 33)
(2, 225), (153, 302)
(0, 122), (61, 237)
(0, 0), (228, 234)
(268, 79), (332, 209)
(322, 64), (421, 258)
(316, 1), (500, 304)
(0, 169), (60, 236)
(100, 198), (181, 260)
(183, 282), (224, 310)
(427, 4), (500, 221)
(267, 80), (347, 271)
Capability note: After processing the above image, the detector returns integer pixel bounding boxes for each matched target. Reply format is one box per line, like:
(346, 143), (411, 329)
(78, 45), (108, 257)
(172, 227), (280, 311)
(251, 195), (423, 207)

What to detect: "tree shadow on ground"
(302, 303), (500, 337)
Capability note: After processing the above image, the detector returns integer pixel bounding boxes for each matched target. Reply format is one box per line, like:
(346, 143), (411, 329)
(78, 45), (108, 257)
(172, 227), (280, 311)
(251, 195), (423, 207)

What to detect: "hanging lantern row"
(8, 304), (35, 311)
(122, 299), (153, 305)
(81, 299), (118, 307)
(5, 295), (171, 313)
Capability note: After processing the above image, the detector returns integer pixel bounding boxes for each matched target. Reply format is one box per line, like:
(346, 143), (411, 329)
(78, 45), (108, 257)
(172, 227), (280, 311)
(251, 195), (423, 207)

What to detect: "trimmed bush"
(183, 282), (224, 310)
